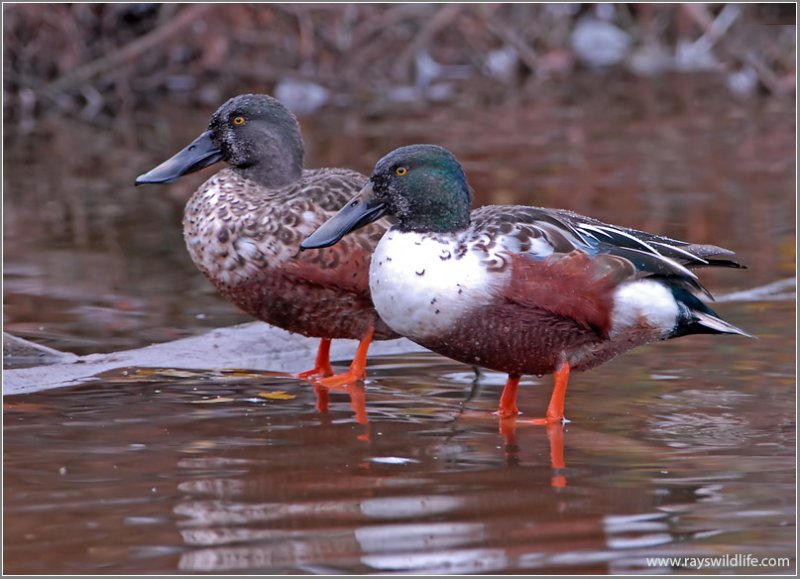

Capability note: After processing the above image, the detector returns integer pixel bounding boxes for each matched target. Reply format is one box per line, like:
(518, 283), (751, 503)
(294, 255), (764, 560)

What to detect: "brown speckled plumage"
(184, 167), (395, 340)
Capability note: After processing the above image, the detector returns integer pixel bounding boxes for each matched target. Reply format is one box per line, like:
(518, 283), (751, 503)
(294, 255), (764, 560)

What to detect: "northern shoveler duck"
(301, 144), (752, 424)
(135, 94), (397, 386)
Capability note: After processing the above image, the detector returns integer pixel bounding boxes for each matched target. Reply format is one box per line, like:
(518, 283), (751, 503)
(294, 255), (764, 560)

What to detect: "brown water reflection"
(3, 301), (795, 574)
(3, 77), (796, 574)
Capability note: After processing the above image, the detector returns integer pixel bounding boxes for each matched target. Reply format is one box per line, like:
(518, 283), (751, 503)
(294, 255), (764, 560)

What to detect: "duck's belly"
(422, 301), (608, 375)
(216, 270), (392, 340)
(193, 247), (395, 340)
(424, 281), (679, 375)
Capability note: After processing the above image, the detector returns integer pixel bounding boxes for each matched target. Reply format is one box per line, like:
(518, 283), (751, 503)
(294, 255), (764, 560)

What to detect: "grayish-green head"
(208, 94), (304, 185)
(136, 94), (304, 188)
(300, 145), (472, 251)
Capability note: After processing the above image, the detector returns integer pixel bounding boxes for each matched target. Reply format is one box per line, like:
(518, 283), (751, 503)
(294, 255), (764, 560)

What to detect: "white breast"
(368, 230), (508, 340)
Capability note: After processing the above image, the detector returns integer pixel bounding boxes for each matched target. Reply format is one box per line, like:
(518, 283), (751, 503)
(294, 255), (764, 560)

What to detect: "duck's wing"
(472, 205), (743, 299)
(550, 208), (744, 268)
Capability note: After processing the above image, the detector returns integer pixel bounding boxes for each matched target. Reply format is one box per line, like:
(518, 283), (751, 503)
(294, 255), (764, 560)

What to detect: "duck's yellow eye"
(395, 166), (408, 176)
(232, 116), (246, 126)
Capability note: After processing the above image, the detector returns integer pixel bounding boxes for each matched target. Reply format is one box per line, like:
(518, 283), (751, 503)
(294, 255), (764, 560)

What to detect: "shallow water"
(3, 77), (797, 573)
(4, 301), (795, 574)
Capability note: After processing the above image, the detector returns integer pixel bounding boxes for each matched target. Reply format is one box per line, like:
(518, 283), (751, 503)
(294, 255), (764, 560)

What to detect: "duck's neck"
(396, 186), (472, 233)
(238, 133), (304, 189)
(398, 210), (471, 234)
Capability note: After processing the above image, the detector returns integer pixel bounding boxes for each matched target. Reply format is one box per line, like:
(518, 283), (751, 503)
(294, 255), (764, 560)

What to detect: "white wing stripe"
(594, 224), (661, 255)
(577, 223), (614, 239)
(651, 252), (699, 280)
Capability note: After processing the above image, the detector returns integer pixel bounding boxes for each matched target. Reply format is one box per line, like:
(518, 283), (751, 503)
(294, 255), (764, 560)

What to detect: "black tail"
(684, 243), (747, 270)
(670, 287), (754, 339)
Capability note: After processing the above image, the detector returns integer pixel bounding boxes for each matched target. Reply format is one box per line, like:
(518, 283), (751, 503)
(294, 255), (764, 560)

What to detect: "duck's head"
(301, 145), (472, 250)
(135, 94), (304, 188)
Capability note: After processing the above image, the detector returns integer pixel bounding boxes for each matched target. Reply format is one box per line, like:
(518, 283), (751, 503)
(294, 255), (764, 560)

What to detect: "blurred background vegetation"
(3, 3), (795, 129)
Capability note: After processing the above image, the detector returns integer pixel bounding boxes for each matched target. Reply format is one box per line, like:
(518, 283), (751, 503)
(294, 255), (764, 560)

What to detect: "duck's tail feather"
(691, 310), (755, 338)
(684, 244), (747, 269)
(670, 287), (755, 339)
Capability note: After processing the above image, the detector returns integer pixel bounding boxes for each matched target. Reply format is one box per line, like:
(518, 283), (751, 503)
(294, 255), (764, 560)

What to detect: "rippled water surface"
(4, 300), (796, 573)
(3, 78), (796, 573)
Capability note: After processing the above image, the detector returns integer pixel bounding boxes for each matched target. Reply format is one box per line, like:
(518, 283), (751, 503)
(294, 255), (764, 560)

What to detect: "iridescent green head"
(301, 145), (473, 250)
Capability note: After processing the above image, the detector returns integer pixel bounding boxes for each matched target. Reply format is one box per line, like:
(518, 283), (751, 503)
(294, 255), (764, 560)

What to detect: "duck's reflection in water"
(174, 384), (579, 573)
(499, 419), (568, 488)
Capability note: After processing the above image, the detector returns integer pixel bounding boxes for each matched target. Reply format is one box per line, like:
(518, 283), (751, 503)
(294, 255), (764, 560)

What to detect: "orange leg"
(497, 374), (521, 418)
(316, 326), (375, 389)
(529, 360), (570, 425)
(296, 338), (334, 380)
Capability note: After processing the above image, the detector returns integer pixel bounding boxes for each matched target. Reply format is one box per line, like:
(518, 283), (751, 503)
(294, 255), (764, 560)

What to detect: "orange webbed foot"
(315, 327), (375, 390)
(316, 371), (363, 390)
(521, 361), (572, 426)
(296, 365), (334, 380)
(295, 339), (334, 380)
(526, 416), (570, 426)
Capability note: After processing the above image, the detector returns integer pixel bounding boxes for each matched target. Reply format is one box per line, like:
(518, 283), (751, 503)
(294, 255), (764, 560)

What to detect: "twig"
(392, 4), (463, 79)
(350, 4), (430, 49)
(37, 4), (217, 99)
(681, 3), (788, 96)
(479, 5), (539, 73)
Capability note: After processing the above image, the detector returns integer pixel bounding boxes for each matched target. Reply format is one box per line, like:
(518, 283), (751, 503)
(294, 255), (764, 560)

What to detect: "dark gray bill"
(135, 130), (223, 185)
(301, 182), (386, 250)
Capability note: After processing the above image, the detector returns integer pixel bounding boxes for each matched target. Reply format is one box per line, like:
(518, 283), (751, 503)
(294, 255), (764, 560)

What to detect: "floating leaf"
(217, 370), (266, 379)
(258, 390), (296, 401)
(219, 368), (293, 379)
(192, 396), (235, 404)
(158, 369), (207, 379)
